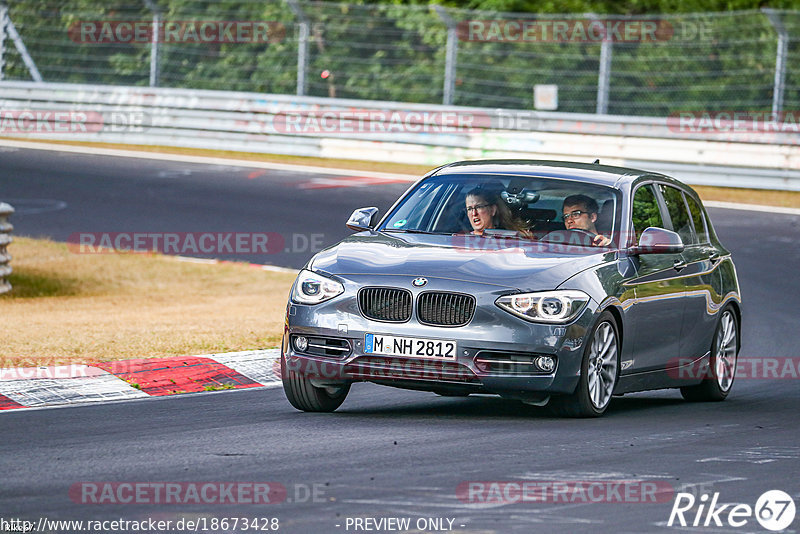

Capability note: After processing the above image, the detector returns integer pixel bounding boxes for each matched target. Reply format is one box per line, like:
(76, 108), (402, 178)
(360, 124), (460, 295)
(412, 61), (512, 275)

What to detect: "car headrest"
(522, 208), (557, 222)
(595, 200), (615, 234)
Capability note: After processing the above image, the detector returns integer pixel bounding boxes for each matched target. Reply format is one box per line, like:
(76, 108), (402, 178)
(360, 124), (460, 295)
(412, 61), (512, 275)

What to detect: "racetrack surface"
(0, 147), (411, 269)
(2, 146), (799, 533)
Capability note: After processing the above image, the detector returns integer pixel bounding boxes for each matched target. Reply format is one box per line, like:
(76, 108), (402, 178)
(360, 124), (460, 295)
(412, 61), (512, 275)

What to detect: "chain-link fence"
(1, 1), (798, 117)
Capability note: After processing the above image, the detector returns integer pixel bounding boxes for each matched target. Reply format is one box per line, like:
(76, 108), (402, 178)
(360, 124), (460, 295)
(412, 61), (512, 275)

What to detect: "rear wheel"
(680, 307), (738, 402)
(281, 354), (350, 412)
(550, 311), (619, 417)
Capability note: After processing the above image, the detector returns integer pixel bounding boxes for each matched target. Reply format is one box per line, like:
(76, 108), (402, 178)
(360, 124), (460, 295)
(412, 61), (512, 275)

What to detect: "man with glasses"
(562, 194), (612, 246)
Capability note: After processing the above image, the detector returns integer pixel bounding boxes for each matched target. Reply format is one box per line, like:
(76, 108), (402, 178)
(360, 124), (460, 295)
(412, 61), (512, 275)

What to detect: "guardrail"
(0, 81), (798, 191)
(0, 203), (14, 295)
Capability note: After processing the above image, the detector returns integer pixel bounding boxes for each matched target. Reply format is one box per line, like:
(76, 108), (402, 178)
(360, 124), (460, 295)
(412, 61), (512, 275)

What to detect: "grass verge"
(0, 237), (295, 368)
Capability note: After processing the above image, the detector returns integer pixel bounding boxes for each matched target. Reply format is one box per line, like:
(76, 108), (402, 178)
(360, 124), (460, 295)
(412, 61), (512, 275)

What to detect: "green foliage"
(379, 0), (800, 13)
(3, 1), (798, 116)
(632, 184), (663, 240)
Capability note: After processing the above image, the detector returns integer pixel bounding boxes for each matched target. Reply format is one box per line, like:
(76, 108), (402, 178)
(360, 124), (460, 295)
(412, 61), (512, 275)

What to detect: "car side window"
(684, 194), (709, 244)
(659, 184), (695, 245)
(631, 184), (664, 243)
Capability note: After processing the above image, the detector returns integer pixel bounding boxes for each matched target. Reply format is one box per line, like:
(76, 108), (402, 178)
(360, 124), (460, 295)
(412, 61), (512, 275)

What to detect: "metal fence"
(1, 2), (798, 117)
(0, 202), (13, 295)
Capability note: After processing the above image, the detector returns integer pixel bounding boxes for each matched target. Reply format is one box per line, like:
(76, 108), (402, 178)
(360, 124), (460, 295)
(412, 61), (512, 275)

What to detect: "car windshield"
(381, 173), (621, 247)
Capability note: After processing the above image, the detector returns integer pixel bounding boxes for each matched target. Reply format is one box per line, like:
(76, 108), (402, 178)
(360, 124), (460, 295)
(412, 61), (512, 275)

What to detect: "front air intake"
(417, 291), (475, 327)
(358, 287), (412, 322)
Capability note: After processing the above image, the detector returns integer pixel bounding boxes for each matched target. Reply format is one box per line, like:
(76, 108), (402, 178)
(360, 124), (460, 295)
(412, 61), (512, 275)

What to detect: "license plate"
(364, 333), (456, 360)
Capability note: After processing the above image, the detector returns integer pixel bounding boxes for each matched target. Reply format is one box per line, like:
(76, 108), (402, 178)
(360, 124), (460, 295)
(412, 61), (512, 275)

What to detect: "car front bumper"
(281, 275), (599, 401)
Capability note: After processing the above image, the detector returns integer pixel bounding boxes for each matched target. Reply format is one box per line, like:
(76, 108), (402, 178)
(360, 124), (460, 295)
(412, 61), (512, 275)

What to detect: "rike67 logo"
(668, 490), (796, 531)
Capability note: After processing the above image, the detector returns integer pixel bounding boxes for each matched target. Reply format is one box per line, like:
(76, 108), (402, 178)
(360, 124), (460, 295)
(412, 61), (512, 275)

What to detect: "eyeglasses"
(465, 203), (491, 214)
(562, 210), (588, 220)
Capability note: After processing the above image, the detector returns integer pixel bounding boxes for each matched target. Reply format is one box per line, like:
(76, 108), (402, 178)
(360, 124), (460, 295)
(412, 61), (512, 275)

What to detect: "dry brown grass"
(692, 185), (800, 208)
(4, 137), (799, 208)
(0, 237), (295, 368)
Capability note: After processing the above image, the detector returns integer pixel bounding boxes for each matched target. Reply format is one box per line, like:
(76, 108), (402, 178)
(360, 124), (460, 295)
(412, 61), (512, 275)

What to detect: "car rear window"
(631, 184), (664, 243)
(684, 194), (709, 244)
(659, 184), (695, 245)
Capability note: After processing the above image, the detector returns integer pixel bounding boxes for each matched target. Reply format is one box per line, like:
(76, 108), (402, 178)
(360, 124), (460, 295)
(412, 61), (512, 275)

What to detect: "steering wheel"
(540, 228), (598, 244)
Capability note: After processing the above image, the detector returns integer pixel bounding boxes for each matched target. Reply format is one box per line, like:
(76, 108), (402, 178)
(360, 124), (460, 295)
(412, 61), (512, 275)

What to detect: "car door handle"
(709, 251), (720, 264)
(673, 259), (686, 272)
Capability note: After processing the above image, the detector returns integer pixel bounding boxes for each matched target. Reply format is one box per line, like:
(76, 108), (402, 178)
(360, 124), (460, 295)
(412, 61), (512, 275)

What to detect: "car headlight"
(496, 290), (590, 323)
(291, 269), (345, 305)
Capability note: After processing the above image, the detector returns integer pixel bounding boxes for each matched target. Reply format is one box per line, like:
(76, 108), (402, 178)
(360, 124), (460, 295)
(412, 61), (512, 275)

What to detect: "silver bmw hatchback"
(280, 160), (742, 417)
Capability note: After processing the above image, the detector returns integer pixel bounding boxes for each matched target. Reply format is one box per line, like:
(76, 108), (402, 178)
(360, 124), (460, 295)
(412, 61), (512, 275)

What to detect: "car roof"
(430, 159), (655, 188)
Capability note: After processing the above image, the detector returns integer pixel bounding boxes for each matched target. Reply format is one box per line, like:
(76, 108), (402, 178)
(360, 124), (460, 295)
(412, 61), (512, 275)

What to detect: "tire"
(281, 354), (350, 412)
(680, 307), (738, 402)
(550, 311), (620, 417)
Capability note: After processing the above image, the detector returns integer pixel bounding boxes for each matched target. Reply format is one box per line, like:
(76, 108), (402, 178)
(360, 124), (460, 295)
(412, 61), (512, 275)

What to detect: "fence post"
(433, 5), (457, 106)
(763, 9), (787, 117)
(5, 10), (41, 82)
(0, 3), (6, 81)
(144, 0), (160, 87)
(595, 15), (613, 115)
(287, 0), (309, 97)
(0, 202), (14, 295)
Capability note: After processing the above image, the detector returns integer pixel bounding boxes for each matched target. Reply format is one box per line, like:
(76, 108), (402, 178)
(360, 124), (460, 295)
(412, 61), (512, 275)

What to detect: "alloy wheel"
(587, 321), (618, 410)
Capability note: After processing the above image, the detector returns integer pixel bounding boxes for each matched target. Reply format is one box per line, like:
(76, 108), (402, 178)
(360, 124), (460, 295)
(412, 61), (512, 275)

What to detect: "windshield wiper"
(383, 229), (441, 235)
(477, 229), (529, 239)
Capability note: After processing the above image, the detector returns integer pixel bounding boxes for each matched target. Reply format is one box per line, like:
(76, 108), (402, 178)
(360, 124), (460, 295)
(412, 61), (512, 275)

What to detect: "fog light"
(536, 355), (556, 372)
(294, 336), (308, 352)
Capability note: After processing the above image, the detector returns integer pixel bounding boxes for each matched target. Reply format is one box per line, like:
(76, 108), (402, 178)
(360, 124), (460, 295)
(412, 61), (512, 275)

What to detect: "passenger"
(562, 194), (612, 246)
(465, 187), (529, 236)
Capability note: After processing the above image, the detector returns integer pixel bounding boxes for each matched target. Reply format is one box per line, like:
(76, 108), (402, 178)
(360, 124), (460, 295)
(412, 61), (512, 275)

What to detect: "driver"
(562, 194), (612, 247)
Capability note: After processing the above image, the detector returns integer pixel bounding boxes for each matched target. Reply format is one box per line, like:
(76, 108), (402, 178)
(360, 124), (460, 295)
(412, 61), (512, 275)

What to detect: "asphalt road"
(1, 146), (800, 533)
(0, 147), (411, 269)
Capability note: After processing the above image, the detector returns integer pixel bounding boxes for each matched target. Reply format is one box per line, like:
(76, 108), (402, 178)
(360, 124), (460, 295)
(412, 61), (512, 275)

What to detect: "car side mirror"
(630, 227), (684, 254)
(346, 207), (379, 232)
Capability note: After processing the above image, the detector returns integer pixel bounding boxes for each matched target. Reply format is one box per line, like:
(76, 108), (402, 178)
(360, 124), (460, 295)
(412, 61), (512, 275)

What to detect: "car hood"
(310, 232), (612, 290)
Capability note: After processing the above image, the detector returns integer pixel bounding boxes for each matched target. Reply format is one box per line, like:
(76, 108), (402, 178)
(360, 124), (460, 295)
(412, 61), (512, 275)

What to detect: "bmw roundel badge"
(412, 277), (428, 287)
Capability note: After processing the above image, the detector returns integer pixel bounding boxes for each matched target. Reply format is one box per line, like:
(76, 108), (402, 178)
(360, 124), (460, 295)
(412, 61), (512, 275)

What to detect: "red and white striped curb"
(0, 349), (281, 411)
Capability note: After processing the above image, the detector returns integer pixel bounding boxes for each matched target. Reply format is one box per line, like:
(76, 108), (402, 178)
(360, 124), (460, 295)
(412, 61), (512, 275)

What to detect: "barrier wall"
(0, 203), (14, 295)
(1, 81), (798, 190)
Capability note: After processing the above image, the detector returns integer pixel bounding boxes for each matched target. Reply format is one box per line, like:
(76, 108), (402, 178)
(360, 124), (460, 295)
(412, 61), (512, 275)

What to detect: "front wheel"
(281, 354), (350, 412)
(680, 307), (738, 402)
(550, 311), (620, 417)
